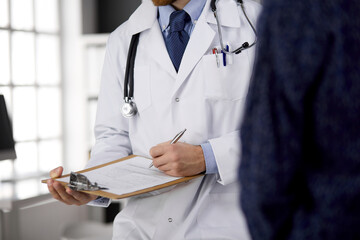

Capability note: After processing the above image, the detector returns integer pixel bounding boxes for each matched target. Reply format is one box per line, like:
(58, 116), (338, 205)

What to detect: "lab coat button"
(175, 98), (180, 102)
(168, 218), (173, 222)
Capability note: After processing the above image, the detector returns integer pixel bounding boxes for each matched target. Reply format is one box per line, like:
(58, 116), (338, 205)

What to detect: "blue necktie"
(165, 10), (190, 72)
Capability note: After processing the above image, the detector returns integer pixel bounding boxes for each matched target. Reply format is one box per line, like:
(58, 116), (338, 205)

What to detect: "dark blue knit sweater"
(239, 0), (360, 239)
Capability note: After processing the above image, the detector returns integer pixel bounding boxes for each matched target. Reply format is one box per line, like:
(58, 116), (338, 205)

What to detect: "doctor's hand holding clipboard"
(46, 166), (98, 206)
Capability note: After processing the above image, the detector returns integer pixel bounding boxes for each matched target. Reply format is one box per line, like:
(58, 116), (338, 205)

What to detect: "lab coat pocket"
(198, 193), (244, 228)
(133, 66), (151, 113)
(196, 192), (250, 238)
(201, 53), (251, 101)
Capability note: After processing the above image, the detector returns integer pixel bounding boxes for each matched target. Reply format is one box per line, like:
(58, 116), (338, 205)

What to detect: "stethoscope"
(122, 32), (140, 118)
(121, 0), (257, 118)
(211, 0), (257, 54)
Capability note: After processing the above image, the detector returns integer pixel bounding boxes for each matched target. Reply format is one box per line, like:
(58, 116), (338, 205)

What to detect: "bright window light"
(11, 32), (36, 85)
(11, 0), (34, 30)
(3, 0), (62, 179)
(0, 30), (10, 85)
(35, 0), (59, 33)
(0, 0), (9, 27)
(14, 142), (38, 175)
(36, 35), (60, 85)
(38, 88), (61, 138)
(39, 140), (62, 172)
(0, 160), (14, 179)
(12, 87), (37, 141)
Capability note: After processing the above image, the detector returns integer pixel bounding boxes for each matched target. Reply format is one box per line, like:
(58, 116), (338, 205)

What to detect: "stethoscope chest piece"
(122, 33), (140, 119)
(122, 99), (138, 118)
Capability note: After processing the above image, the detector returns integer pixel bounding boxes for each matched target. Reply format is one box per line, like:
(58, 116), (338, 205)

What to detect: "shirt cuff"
(201, 142), (218, 174)
(87, 197), (111, 208)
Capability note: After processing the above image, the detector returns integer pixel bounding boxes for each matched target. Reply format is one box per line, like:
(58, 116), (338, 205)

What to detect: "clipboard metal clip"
(68, 172), (108, 191)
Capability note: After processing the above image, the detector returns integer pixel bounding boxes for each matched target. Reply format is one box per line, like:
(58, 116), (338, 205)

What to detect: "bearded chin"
(152, 0), (176, 6)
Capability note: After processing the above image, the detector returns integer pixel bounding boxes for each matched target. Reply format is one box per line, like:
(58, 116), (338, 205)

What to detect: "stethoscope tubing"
(239, 2), (257, 45)
(124, 32), (140, 101)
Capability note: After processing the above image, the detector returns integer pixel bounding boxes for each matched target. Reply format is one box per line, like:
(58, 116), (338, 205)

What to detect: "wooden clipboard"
(41, 155), (204, 199)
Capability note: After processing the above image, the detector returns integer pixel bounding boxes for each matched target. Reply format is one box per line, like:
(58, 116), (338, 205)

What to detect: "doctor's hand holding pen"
(47, 166), (98, 205)
(149, 130), (206, 177)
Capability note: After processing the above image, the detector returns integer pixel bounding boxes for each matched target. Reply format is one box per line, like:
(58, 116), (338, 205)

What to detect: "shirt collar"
(158, 0), (207, 31)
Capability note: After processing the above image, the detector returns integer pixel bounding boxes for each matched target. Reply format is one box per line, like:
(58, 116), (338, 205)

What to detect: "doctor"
(47, 0), (261, 239)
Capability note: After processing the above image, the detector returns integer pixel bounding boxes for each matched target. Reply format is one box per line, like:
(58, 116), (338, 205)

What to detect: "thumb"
(50, 166), (63, 178)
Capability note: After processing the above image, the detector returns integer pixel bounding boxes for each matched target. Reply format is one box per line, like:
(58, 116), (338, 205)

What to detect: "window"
(83, 38), (107, 149)
(0, 0), (62, 179)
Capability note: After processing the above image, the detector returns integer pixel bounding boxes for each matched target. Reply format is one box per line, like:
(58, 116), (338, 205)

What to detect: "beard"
(152, 0), (177, 6)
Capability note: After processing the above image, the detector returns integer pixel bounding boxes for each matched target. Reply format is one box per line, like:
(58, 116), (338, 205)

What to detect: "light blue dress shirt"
(158, 0), (205, 38)
(158, 0), (218, 174)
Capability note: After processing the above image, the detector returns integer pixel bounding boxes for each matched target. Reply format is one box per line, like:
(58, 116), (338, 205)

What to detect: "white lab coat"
(88, 0), (262, 239)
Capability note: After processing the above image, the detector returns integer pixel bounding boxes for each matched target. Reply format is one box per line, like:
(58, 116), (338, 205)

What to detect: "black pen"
(149, 128), (187, 168)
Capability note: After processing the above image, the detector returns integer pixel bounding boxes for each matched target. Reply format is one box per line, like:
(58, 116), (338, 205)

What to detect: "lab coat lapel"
(173, 1), (216, 93)
(127, 0), (177, 78)
(141, 21), (177, 79)
(127, 0), (157, 35)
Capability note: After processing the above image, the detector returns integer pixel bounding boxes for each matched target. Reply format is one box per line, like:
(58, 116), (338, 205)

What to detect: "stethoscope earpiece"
(211, 0), (257, 55)
(235, 42), (250, 54)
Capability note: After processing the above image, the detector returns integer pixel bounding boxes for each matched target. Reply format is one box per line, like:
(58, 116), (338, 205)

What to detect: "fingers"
(47, 166), (98, 206)
(50, 180), (81, 205)
(158, 160), (185, 177)
(151, 147), (180, 169)
(162, 169), (182, 177)
(50, 166), (63, 178)
(149, 145), (165, 158)
(156, 160), (173, 172)
(47, 179), (63, 201)
(152, 154), (171, 168)
(47, 179), (97, 206)
(149, 141), (172, 158)
(66, 188), (98, 202)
